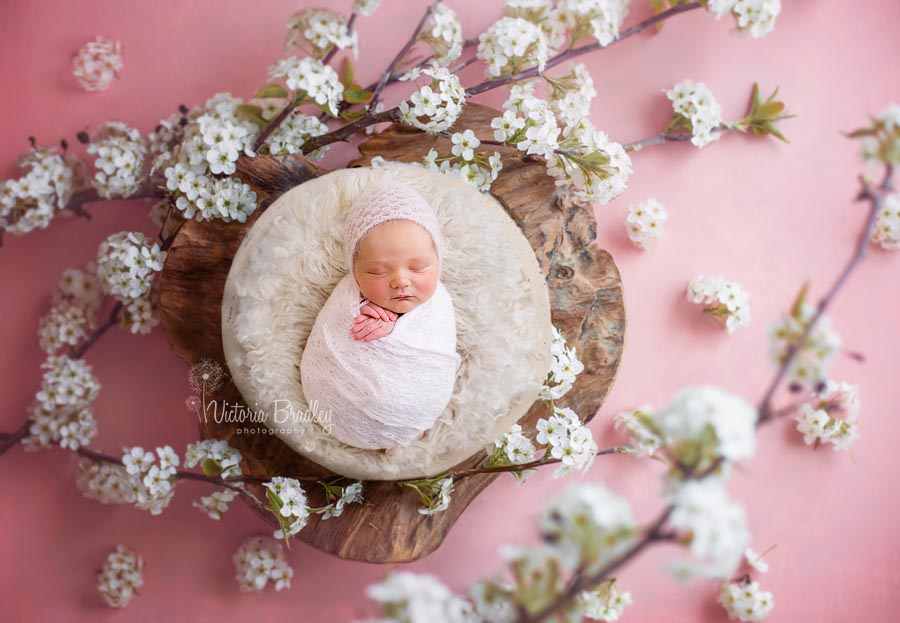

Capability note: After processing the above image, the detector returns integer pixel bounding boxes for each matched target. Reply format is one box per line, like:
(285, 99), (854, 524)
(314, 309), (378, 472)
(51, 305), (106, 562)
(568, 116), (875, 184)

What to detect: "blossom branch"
(400, 445), (630, 485)
(322, 12), (357, 66)
(73, 444), (259, 501)
(756, 163), (894, 424)
(299, 2), (703, 154)
(465, 2), (704, 98)
(369, 0), (443, 113)
(517, 506), (676, 623)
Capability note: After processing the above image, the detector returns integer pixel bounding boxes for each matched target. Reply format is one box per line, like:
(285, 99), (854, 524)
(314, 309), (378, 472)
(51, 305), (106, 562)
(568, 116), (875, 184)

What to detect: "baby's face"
(352, 220), (439, 314)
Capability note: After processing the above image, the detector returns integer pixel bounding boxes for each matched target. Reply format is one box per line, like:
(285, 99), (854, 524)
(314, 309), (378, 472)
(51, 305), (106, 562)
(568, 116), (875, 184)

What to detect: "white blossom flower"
(613, 405), (663, 456)
(477, 16), (549, 78)
(184, 438), (243, 479)
(486, 423), (538, 484)
(718, 577), (775, 621)
(625, 198), (668, 249)
(73, 36), (123, 92)
(744, 547), (770, 573)
(732, 0), (781, 38)
(96, 231), (166, 303)
(264, 476), (310, 539)
(794, 381), (860, 452)
(193, 488), (238, 520)
(687, 274), (751, 333)
(546, 118), (633, 204)
(859, 104), (900, 166)
(576, 581), (633, 622)
(539, 325), (585, 400)
(97, 545), (144, 608)
(398, 63), (466, 134)
(667, 479), (750, 580)
(537, 405), (598, 478)
(285, 8), (358, 60)
(666, 80), (724, 148)
(320, 481), (365, 519)
(86, 121), (147, 198)
(154, 93), (261, 223)
(539, 482), (635, 569)
(122, 446), (156, 475)
(22, 355), (100, 451)
(503, 0), (567, 53)
(420, 146), (503, 193)
(39, 304), (88, 354)
(117, 445), (180, 514)
(657, 386), (757, 465)
(489, 423), (538, 465)
(264, 112), (329, 159)
(76, 458), (132, 505)
(767, 298), (842, 389)
(76, 449), (177, 515)
(450, 129), (481, 161)
(415, 476), (455, 515)
(0, 146), (84, 236)
(555, 0), (631, 47)
(500, 543), (568, 594)
(703, 0), (781, 38)
(420, 4), (464, 65)
(268, 56), (344, 116)
(871, 192), (900, 250)
(233, 536), (294, 592)
(352, 0), (382, 16)
(367, 571), (478, 623)
(470, 579), (517, 623)
(547, 63), (597, 129)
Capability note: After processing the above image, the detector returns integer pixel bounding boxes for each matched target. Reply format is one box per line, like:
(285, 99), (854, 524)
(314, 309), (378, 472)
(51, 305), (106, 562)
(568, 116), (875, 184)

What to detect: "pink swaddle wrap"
(299, 179), (462, 450)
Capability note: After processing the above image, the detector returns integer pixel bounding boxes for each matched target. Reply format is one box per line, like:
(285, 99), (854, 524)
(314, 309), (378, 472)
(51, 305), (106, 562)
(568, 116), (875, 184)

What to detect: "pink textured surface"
(1, 1), (898, 621)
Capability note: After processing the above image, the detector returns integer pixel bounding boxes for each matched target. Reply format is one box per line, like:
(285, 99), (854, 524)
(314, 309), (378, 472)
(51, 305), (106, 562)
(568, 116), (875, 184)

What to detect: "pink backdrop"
(2, 1), (898, 621)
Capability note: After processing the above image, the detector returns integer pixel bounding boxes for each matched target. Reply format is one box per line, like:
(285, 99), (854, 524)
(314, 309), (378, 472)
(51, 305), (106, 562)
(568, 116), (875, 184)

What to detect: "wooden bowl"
(158, 103), (625, 563)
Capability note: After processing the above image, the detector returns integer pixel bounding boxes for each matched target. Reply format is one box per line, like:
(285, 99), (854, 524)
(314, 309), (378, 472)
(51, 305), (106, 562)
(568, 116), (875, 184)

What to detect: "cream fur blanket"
(299, 272), (462, 450)
(221, 162), (552, 481)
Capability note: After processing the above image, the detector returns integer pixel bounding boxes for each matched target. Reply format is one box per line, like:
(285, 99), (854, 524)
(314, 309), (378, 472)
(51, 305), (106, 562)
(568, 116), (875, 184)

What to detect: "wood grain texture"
(158, 103), (625, 563)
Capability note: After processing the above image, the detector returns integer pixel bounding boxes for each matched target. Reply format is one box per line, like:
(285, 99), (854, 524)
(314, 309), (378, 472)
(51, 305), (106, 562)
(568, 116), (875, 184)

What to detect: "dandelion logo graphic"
(185, 358), (228, 423)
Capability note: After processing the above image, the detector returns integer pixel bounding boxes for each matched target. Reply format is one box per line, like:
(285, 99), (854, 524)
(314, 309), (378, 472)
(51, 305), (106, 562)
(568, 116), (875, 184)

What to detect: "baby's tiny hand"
(350, 315), (396, 342)
(357, 301), (399, 323)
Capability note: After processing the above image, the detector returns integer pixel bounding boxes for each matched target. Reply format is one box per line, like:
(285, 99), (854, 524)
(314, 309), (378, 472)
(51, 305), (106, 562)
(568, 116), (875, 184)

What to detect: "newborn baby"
(299, 179), (462, 450)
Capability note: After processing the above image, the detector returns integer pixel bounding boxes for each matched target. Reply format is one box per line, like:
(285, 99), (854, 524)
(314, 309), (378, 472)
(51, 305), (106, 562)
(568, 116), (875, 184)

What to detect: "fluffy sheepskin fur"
(221, 163), (552, 480)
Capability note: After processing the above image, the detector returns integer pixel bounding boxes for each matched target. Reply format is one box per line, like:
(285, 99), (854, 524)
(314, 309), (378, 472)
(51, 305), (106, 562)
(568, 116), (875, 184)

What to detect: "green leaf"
(755, 101), (785, 119)
(764, 122), (789, 143)
(339, 57), (355, 88)
(751, 82), (761, 110)
(790, 281), (810, 320)
(650, 0), (669, 31)
(237, 104), (267, 128)
(343, 85), (373, 104)
(340, 108), (367, 121)
(252, 83), (289, 99)
(201, 458), (222, 477)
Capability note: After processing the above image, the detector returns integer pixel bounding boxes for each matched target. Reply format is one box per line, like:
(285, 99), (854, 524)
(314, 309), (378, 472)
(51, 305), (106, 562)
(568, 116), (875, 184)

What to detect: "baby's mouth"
(393, 294), (414, 300)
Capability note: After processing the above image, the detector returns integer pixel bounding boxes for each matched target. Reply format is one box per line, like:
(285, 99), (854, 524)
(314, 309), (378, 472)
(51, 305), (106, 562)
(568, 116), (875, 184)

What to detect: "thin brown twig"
(73, 444), (258, 500)
(433, 445), (628, 482)
(300, 2), (703, 153)
(369, 0), (443, 113)
(756, 163), (894, 425)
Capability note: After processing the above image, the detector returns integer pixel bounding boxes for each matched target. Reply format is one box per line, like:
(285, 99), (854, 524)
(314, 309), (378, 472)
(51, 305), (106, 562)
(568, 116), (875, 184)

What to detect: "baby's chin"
(385, 296), (422, 314)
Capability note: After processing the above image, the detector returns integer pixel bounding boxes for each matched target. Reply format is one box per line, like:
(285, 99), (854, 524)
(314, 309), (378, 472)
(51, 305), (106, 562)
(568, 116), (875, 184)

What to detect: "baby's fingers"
(351, 318), (380, 339)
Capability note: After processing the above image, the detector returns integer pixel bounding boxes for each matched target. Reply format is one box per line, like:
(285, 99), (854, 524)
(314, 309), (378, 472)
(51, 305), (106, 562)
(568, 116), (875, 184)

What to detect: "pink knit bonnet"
(344, 179), (444, 277)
